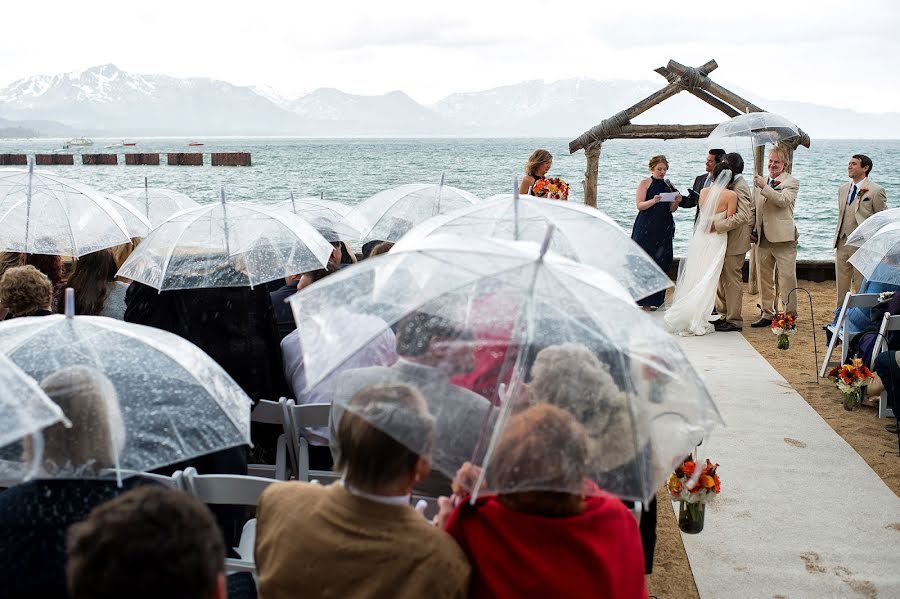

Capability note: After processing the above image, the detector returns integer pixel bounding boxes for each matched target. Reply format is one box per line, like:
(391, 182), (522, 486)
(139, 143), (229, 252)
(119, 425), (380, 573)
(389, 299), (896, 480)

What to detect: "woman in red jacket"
(438, 403), (648, 599)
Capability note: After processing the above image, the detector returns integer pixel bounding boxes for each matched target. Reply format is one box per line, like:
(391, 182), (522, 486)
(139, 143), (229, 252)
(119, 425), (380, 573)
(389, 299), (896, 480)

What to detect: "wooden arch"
(568, 59), (811, 208)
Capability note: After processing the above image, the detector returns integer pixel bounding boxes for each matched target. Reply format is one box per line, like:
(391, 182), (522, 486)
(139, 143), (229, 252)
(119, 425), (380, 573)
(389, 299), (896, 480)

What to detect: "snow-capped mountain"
(0, 65), (898, 138)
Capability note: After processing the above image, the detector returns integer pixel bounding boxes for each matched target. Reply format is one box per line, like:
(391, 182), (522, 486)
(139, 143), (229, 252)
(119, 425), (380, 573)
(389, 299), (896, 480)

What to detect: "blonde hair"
(110, 238), (142, 269)
(648, 155), (669, 171)
(25, 366), (126, 475)
(0, 252), (24, 279)
(769, 145), (790, 166)
(524, 149), (553, 177)
(0, 265), (52, 315)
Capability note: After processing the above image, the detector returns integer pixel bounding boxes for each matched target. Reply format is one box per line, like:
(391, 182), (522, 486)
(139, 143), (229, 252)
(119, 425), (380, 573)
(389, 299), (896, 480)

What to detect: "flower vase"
(842, 390), (861, 411)
(777, 333), (791, 350)
(678, 501), (705, 534)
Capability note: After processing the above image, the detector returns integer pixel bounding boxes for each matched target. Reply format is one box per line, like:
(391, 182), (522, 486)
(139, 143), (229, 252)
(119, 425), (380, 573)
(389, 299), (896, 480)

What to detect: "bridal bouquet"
(532, 177), (569, 200)
(667, 458), (721, 534)
(771, 312), (797, 350)
(827, 358), (874, 411)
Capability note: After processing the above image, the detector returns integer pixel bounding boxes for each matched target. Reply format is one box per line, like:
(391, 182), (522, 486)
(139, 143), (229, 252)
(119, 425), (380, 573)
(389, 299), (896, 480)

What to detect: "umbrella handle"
(23, 432), (43, 481)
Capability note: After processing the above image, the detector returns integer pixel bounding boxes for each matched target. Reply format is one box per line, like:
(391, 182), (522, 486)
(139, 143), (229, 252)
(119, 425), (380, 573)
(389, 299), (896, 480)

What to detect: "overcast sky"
(3, 0), (898, 112)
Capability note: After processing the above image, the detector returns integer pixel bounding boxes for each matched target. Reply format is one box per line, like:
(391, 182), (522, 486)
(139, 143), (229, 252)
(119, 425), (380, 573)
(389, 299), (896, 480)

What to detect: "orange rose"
(667, 476), (682, 496)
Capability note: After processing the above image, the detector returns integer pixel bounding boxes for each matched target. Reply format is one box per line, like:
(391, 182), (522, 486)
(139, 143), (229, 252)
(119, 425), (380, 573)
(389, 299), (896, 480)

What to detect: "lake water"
(0, 137), (897, 259)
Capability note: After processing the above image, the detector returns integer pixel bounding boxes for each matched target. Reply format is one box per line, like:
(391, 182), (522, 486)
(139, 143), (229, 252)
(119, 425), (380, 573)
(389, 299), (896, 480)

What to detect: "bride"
(665, 164), (737, 336)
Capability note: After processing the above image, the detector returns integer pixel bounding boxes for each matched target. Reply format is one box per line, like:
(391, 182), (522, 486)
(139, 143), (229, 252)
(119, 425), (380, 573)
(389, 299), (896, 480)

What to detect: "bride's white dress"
(664, 211), (728, 336)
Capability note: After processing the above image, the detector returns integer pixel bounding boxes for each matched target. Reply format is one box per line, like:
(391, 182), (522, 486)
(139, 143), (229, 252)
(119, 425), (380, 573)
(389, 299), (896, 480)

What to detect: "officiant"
(751, 146), (800, 327)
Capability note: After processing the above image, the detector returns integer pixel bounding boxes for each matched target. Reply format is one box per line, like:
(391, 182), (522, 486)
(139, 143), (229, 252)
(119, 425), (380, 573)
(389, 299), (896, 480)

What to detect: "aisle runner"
(671, 330), (900, 598)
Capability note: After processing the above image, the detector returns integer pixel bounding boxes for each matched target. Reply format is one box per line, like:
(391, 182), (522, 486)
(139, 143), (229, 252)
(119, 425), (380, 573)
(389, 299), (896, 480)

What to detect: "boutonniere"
(773, 181), (782, 188)
(859, 187), (870, 196)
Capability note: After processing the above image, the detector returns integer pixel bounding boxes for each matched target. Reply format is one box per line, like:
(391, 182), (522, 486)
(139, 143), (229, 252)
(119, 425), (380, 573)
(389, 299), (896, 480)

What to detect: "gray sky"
(4, 0), (898, 112)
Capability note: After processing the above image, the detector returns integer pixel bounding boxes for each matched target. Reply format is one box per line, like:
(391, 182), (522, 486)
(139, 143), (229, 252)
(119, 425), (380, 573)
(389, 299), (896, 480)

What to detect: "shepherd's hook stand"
(785, 287), (819, 385)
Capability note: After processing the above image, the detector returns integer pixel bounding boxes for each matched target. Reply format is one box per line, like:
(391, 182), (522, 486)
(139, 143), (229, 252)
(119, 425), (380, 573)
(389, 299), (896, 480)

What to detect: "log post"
(583, 143), (600, 208)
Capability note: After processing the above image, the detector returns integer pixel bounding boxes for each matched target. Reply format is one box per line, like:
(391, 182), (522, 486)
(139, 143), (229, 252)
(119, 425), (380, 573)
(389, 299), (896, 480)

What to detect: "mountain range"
(0, 64), (897, 139)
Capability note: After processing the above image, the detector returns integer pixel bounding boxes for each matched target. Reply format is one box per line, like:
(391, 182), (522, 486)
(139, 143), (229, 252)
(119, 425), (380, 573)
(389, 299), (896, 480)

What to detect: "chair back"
(180, 466), (275, 506)
(820, 292), (881, 377)
(284, 400), (336, 483)
(251, 398), (286, 425)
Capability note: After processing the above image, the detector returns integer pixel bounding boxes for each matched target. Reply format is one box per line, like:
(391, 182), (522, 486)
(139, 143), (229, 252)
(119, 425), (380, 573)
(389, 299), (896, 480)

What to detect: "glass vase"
(678, 501), (705, 534)
(842, 390), (861, 411)
(777, 333), (791, 350)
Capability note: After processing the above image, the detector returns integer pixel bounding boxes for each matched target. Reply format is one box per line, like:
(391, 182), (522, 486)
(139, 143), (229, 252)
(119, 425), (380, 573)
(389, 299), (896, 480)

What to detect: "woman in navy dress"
(631, 155), (682, 310)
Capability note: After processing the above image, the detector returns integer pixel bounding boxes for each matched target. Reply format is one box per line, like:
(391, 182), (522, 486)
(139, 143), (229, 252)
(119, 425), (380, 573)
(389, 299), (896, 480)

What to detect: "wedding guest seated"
(873, 351), (900, 434)
(828, 277), (900, 338)
(0, 265), (55, 319)
(254, 383), (470, 599)
(0, 252), (24, 319)
(361, 239), (388, 259)
(63, 249), (128, 319)
(271, 264), (338, 341)
(438, 403), (647, 598)
(24, 253), (67, 311)
(0, 366), (138, 599)
(368, 241), (394, 257)
(850, 290), (900, 369)
(67, 486), (227, 599)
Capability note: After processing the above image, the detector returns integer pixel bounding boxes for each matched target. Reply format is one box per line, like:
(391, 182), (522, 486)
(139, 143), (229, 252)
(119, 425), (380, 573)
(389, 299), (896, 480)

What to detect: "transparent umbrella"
(0, 161), (131, 256)
(117, 189), (333, 290)
(116, 178), (199, 227)
(274, 193), (361, 242)
(99, 193), (152, 237)
(0, 291), (253, 481)
(288, 231), (722, 501)
(396, 191), (672, 301)
(847, 207), (900, 247)
(707, 111), (800, 147)
(346, 175), (480, 242)
(848, 222), (900, 285)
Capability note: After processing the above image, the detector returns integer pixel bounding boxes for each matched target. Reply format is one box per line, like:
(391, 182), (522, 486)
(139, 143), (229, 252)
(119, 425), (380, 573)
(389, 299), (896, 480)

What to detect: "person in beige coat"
(751, 146), (800, 326)
(711, 152), (754, 331)
(833, 154), (888, 311)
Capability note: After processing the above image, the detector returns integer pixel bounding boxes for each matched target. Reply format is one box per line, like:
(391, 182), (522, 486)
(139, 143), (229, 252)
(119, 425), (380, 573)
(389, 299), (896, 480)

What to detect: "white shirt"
(341, 479), (410, 506)
(849, 177), (868, 201)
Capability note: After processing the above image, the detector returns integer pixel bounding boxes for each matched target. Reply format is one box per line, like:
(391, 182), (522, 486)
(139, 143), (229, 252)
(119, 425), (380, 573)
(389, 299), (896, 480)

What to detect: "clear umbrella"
(274, 193), (361, 242)
(346, 175), (480, 241)
(288, 232), (721, 501)
(707, 111), (800, 147)
(848, 222), (900, 285)
(0, 161), (131, 256)
(116, 178), (199, 227)
(396, 191), (672, 302)
(847, 207), (900, 247)
(117, 189), (333, 290)
(99, 193), (152, 238)
(0, 290), (253, 481)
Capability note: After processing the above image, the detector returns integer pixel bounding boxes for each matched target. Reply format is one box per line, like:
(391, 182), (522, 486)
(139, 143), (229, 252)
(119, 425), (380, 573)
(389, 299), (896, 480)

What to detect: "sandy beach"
(647, 278), (900, 598)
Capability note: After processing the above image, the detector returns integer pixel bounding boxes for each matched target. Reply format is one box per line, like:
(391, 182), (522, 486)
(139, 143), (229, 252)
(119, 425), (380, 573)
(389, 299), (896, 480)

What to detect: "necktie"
(848, 184), (858, 205)
(768, 179), (777, 188)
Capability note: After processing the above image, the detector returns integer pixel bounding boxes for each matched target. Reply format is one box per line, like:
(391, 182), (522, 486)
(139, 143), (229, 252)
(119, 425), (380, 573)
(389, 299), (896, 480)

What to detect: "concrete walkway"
(670, 328), (900, 598)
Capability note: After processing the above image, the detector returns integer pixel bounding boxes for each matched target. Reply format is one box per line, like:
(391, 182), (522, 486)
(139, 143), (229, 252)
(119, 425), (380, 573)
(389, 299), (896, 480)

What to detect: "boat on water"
(188, 141), (204, 147)
(65, 137), (94, 148)
(105, 140), (138, 149)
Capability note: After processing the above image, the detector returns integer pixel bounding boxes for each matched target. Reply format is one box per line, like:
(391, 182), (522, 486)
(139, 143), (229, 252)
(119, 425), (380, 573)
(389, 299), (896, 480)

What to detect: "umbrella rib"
(156, 208), (209, 289)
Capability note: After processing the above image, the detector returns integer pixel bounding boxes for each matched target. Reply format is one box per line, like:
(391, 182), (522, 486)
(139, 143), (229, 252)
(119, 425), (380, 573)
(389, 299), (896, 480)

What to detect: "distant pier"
(2, 151), (252, 166)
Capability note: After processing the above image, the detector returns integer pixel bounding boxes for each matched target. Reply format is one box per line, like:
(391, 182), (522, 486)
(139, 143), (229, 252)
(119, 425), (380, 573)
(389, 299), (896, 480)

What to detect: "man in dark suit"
(679, 149), (726, 222)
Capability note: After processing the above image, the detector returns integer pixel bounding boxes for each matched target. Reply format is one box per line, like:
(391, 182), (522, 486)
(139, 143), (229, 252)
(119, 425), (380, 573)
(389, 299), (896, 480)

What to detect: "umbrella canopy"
(346, 179), (480, 242)
(288, 232), (721, 501)
(100, 193), (152, 238)
(274, 194), (361, 242)
(0, 353), (67, 451)
(396, 194), (672, 301)
(117, 191), (333, 290)
(847, 207), (900, 247)
(0, 305), (253, 480)
(707, 111), (800, 147)
(848, 222), (900, 285)
(116, 182), (199, 227)
(0, 163), (131, 257)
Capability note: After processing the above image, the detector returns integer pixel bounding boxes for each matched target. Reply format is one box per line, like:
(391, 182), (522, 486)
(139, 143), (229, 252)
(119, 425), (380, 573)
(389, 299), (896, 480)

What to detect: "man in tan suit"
(712, 152), (754, 331)
(751, 146), (800, 326)
(833, 154), (888, 311)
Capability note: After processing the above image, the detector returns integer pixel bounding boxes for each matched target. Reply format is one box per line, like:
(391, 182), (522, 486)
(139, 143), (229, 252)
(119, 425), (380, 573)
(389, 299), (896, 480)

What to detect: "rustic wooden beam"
(582, 143), (601, 208)
(668, 59), (764, 113)
(606, 124), (717, 140)
(656, 66), (741, 117)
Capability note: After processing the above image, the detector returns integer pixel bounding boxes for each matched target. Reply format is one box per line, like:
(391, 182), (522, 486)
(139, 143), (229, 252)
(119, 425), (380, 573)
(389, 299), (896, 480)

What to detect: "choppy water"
(0, 137), (896, 259)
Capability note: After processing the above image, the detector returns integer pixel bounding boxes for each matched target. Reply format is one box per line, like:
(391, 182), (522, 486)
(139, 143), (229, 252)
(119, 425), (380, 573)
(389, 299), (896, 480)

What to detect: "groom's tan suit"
(756, 173), (800, 317)
(715, 176), (754, 327)
(833, 178), (888, 303)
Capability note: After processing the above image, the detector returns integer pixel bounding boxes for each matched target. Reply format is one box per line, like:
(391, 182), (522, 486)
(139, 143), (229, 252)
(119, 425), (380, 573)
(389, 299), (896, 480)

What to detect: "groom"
(710, 153), (754, 332)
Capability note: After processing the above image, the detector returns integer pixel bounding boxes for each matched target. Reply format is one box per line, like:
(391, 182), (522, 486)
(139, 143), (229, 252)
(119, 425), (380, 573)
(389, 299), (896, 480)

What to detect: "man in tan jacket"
(751, 146), (800, 326)
(712, 152), (754, 331)
(833, 154), (888, 311)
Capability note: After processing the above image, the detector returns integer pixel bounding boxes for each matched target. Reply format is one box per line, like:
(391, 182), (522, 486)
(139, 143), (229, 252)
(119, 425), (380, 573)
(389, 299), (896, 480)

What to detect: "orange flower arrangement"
(532, 177), (569, 200)
(771, 311), (797, 350)
(827, 358), (874, 411)
(667, 458), (721, 503)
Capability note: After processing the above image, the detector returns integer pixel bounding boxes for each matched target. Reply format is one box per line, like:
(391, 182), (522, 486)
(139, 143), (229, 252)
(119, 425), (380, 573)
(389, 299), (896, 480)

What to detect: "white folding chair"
(820, 292), (881, 377)
(180, 466), (278, 575)
(869, 312), (899, 419)
(248, 398), (289, 480)
(284, 400), (339, 484)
